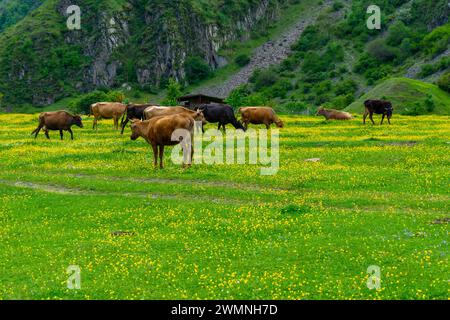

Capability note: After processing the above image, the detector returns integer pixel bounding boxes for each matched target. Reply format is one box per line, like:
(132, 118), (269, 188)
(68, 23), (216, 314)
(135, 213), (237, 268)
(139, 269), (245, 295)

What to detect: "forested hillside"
(0, 0), (292, 107)
(0, 0), (43, 32)
(223, 0), (450, 114)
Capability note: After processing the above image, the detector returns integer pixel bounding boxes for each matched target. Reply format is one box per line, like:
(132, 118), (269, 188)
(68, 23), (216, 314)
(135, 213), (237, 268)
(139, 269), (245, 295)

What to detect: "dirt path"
(0, 179), (250, 205)
(197, 1), (333, 98)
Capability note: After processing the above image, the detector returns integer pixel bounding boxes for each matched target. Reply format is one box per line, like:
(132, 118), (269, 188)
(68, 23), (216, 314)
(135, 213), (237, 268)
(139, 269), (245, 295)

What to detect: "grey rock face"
(197, 1), (333, 98)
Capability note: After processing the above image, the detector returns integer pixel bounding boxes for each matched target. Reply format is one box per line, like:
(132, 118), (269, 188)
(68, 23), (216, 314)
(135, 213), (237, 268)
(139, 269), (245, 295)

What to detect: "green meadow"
(0, 114), (448, 299)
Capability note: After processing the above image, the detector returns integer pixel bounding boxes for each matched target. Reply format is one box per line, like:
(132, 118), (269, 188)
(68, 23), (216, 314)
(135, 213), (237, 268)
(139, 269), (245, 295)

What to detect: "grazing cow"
(197, 103), (245, 131)
(130, 114), (195, 169)
(121, 103), (153, 135)
(316, 107), (353, 120)
(239, 107), (284, 129)
(144, 106), (206, 132)
(90, 102), (127, 131)
(364, 100), (393, 125)
(31, 111), (83, 140)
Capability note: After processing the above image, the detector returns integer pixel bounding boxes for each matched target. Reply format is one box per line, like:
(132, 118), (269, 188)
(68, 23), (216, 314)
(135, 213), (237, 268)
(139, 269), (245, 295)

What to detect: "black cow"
(121, 104), (154, 134)
(197, 103), (245, 131)
(364, 100), (393, 125)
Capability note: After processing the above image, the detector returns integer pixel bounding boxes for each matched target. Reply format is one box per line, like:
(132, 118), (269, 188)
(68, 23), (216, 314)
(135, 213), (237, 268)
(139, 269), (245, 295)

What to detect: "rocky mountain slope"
(0, 0), (295, 107)
(197, 0), (332, 98)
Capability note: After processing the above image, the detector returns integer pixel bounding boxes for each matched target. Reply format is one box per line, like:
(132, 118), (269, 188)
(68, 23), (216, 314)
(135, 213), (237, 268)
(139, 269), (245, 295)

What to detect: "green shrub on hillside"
(422, 23), (450, 56)
(70, 90), (125, 114)
(235, 54), (251, 67)
(437, 72), (450, 93)
(70, 91), (108, 114)
(184, 56), (212, 84)
(162, 79), (182, 106)
(250, 69), (279, 91)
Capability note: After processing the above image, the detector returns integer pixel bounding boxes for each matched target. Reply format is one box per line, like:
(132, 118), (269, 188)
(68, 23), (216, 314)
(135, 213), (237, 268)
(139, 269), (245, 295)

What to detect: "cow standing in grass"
(197, 103), (245, 131)
(130, 114), (195, 169)
(239, 107), (284, 129)
(90, 102), (127, 131)
(31, 111), (83, 140)
(364, 100), (393, 125)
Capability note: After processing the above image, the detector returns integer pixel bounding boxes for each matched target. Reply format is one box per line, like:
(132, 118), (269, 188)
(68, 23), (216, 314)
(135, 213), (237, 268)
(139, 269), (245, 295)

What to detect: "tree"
(0, 92), (4, 109)
(437, 72), (450, 93)
(184, 56), (212, 84)
(235, 54), (250, 67)
(162, 78), (182, 106)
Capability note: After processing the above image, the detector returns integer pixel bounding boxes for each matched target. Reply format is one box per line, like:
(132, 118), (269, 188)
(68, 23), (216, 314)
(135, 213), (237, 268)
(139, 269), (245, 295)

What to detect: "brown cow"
(144, 106), (206, 132)
(238, 107), (284, 129)
(130, 114), (195, 169)
(31, 111), (83, 140)
(316, 107), (353, 120)
(90, 102), (127, 131)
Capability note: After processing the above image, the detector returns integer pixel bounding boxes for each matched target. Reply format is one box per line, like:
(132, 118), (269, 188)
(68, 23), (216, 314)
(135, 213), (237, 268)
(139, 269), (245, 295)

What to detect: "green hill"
(346, 78), (450, 115)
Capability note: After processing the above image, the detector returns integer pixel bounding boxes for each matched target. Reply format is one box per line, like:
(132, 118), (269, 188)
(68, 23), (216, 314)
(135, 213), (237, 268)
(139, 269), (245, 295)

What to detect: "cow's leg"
(93, 117), (98, 131)
(265, 122), (270, 130)
(159, 145), (165, 169)
(151, 144), (158, 168)
(381, 114), (385, 125)
(68, 128), (74, 140)
(44, 129), (50, 140)
(369, 113), (375, 125)
(388, 116), (391, 125)
(59, 130), (64, 140)
(363, 111), (368, 125)
(121, 118), (129, 135)
(217, 123), (222, 131)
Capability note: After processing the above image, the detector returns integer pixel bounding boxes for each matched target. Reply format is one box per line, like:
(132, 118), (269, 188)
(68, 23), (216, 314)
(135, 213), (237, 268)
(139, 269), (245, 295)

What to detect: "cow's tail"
(120, 111), (127, 127)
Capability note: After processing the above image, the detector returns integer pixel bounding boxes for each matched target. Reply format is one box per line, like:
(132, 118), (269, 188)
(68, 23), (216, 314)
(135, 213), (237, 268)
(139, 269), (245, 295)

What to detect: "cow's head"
(130, 119), (141, 141)
(194, 110), (207, 125)
(236, 120), (246, 131)
(73, 115), (84, 128)
(275, 118), (285, 128)
(316, 107), (325, 116)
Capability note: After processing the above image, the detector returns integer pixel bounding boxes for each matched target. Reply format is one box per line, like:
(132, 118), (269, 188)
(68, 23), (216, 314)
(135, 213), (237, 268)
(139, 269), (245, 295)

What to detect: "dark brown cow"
(121, 103), (154, 135)
(130, 113), (195, 169)
(31, 111), (83, 140)
(239, 107), (284, 129)
(364, 100), (393, 125)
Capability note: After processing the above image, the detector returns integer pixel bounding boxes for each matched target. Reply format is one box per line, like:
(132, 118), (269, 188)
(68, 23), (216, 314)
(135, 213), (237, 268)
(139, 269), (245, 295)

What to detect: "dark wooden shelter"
(177, 94), (224, 109)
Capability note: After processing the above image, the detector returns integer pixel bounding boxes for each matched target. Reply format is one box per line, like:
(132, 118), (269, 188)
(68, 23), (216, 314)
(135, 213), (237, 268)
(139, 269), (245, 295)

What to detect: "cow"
(238, 107), (284, 129)
(316, 107), (353, 120)
(121, 103), (154, 135)
(130, 114), (195, 169)
(31, 111), (83, 140)
(89, 102), (127, 131)
(143, 106), (206, 132)
(197, 103), (245, 131)
(363, 100), (393, 125)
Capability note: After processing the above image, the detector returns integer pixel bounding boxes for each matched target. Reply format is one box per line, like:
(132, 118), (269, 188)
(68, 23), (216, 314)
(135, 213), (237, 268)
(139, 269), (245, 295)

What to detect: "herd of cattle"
(31, 99), (394, 168)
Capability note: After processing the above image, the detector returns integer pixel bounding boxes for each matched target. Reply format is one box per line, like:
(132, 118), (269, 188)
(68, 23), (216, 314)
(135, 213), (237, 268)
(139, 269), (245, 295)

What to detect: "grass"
(346, 78), (450, 115)
(0, 114), (449, 299)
